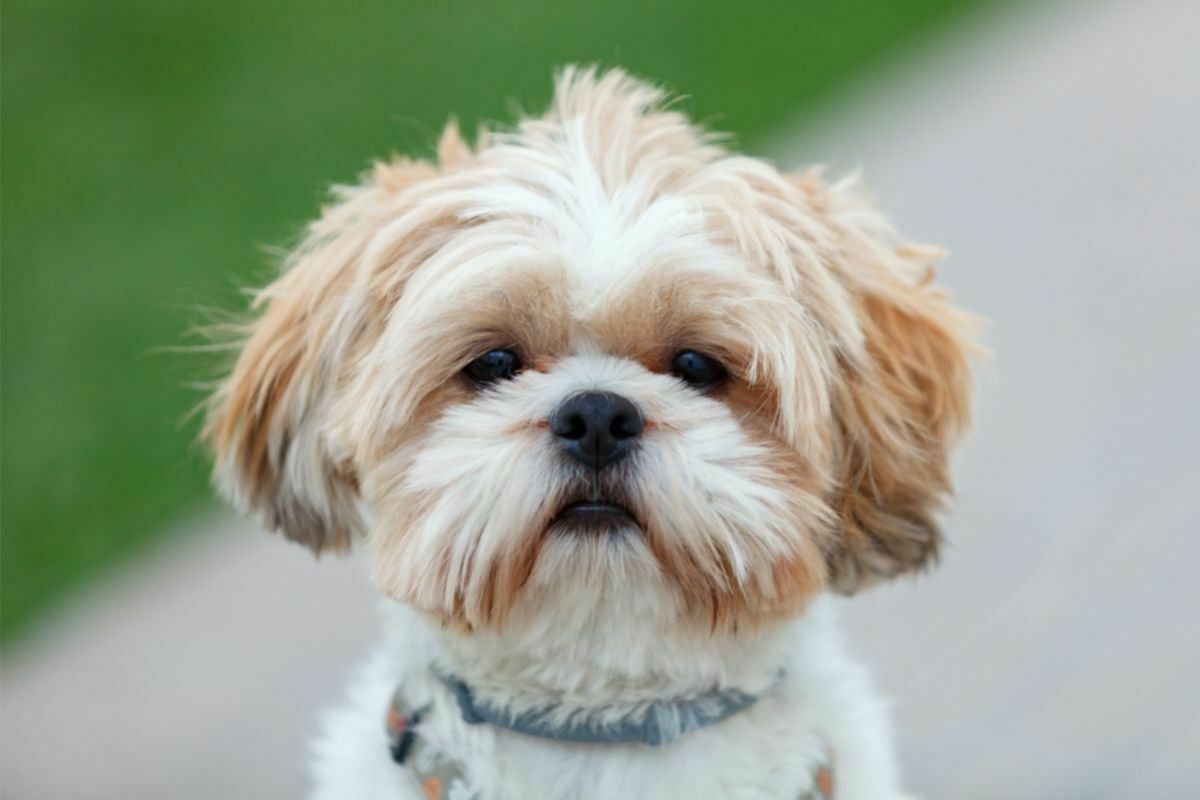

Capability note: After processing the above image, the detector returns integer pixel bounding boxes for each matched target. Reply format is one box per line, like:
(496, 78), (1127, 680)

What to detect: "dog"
(204, 66), (976, 800)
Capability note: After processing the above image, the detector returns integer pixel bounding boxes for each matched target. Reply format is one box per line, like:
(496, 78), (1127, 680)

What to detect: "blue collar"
(436, 669), (784, 747)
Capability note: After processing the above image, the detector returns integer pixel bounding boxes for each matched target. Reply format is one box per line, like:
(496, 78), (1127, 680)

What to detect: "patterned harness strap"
(387, 689), (835, 799)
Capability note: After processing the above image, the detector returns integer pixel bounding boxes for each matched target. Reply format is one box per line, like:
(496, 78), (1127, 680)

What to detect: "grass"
(0, 0), (994, 643)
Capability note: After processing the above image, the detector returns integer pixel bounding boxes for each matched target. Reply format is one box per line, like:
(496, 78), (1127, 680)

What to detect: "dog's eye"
(670, 350), (726, 388)
(464, 349), (522, 384)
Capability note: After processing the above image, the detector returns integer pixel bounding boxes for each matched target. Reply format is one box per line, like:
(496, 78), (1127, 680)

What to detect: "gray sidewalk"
(1, 516), (377, 799)
(4, 1), (1199, 797)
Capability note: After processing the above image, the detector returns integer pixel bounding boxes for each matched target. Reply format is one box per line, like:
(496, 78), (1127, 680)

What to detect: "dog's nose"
(550, 391), (644, 469)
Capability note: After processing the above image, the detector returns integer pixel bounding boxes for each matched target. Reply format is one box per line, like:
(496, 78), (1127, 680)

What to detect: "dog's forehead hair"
(426, 238), (764, 370)
(381, 187), (769, 371)
(545, 201), (762, 362)
(560, 198), (705, 309)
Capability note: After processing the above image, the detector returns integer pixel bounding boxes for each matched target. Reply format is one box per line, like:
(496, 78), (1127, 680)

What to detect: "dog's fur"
(205, 67), (976, 799)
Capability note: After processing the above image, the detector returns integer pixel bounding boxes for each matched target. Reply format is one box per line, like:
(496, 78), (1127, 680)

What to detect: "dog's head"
(205, 68), (976, 634)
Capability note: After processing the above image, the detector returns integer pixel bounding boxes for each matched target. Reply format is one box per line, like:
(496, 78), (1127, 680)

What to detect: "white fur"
(310, 597), (905, 800)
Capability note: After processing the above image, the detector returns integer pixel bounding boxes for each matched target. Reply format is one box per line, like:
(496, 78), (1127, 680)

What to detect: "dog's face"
(206, 68), (975, 635)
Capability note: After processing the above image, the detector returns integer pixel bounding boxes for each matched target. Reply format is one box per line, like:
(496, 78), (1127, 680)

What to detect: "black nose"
(550, 391), (644, 469)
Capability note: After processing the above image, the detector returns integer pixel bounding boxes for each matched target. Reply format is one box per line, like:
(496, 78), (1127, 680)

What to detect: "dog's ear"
(817, 177), (979, 592)
(203, 150), (452, 553)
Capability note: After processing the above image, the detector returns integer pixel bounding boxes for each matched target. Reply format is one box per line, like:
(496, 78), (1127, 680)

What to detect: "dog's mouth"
(551, 497), (639, 532)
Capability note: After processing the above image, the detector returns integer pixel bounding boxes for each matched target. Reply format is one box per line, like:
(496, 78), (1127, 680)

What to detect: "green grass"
(1, 0), (993, 643)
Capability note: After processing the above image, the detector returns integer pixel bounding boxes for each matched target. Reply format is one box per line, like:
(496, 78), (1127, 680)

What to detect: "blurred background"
(3, 0), (1197, 798)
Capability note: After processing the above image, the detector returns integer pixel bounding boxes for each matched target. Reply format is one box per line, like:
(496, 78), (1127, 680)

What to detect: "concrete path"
(4, 1), (1198, 797)
(1, 515), (376, 799)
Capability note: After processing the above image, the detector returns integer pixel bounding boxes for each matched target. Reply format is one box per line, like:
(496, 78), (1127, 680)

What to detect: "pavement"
(4, 1), (1199, 797)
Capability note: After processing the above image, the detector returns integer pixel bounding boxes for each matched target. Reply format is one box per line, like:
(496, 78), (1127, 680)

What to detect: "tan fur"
(828, 283), (975, 589)
(204, 160), (439, 550)
(821, 200), (978, 591)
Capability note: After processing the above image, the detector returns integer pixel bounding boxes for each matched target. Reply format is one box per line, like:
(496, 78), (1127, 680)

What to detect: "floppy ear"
(820, 178), (979, 592)
(203, 152), (448, 553)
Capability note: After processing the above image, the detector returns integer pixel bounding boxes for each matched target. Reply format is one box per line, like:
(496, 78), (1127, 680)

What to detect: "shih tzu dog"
(205, 67), (976, 800)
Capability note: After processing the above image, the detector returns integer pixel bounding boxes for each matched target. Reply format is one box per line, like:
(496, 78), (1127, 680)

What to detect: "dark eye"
(464, 349), (522, 384)
(670, 350), (726, 388)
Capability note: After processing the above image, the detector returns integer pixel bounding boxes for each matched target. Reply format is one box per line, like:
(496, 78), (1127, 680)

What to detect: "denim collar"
(436, 669), (784, 747)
